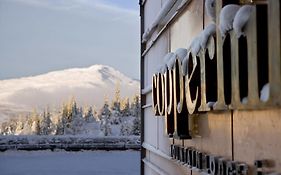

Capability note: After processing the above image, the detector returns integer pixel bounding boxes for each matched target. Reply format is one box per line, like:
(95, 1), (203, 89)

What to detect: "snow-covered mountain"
(0, 65), (139, 121)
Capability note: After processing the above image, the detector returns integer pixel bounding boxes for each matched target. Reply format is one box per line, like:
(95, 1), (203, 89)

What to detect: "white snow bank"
(182, 52), (198, 77)
(205, 0), (216, 21)
(142, 0), (177, 43)
(200, 23), (216, 49)
(141, 85), (152, 94)
(177, 103), (181, 112)
(242, 97), (248, 104)
(155, 65), (162, 74)
(151, 0), (177, 29)
(182, 56), (189, 76)
(156, 52), (180, 74)
(167, 53), (177, 70)
(233, 5), (254, 38)
(161, 52), (175, 73)
(175, 48), (188, 62)
(164, 52), (174, 64)
(142, 28), (151, 43)
(219, 4), (240, 38)
(260, 83), (269, 102)
(207, 101), (216, 108)
(165, 48), (187, 70)
(188, 37), (201, 57)
(160, 65), (167, 74)
(177, 0), (190, 10)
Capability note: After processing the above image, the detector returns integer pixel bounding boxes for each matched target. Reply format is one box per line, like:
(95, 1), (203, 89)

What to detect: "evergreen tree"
(55, 115), (65, 135)
(61, 103), (70, 134)
(30, 110), (40, 135)
(84, 106), (94, 122)
(0, 122), (9, 135)
(100, 98), (112, 136)
(130, 95), (141, 117)
(111, 109), (121, 125)
(120, 97), (130, 117)
(40, 107), (52, 135)
(111, 82), (121, 111)
(130, 95), (141, 135)
(71, 107), (85, 134)
(131, 116), (141, 135)
(120, 121), (131, 136)
(14, 115), (25, 135)
(8, 118), (17, 135)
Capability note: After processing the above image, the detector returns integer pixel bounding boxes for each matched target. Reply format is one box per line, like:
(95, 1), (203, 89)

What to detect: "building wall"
(141, 0), (281, 175)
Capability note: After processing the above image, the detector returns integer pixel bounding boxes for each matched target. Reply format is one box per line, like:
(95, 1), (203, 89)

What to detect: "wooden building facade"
(140, 0), (281, 175)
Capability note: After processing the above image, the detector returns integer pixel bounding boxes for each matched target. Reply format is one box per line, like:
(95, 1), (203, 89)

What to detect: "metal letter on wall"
(198, 36), (216, 111)
(173, 58), (191, 139)
(157, 73), (165, 115)
(152, 74), (159, 115)
(185, 53), (199, 114)
(165, 68), (174, 137)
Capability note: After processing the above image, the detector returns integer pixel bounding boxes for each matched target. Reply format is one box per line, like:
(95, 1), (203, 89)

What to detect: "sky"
(0, 0), (140, 80)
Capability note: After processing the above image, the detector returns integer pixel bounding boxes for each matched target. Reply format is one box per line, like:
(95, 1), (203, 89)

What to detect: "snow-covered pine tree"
(55, 115), (65, 135)
(61, 103), (71, 134)
(14, 115), (25, 135)
(130, 95), (141, 135)
(20, 115), (33, 135)
(8, 118), (18, 135)
(120, 97), (131, 117)
(63, 99), (77, 135)
(0, 122), (9, 135)
(111, 82), (121, 111)
(40, 107), (52, 135)
(84, 106), (95, 123)
(100, 98), (112, 136)
(110, 83), (123, 124)
(30, 110), (41, 135)
(71, 107), (85, 135)
(131, 116), (141, 136)
(120, 121), (131, 136)
(1, 118), (17, 135)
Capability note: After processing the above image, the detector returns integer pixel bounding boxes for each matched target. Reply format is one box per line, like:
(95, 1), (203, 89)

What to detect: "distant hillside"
(0, 65), (139, 121)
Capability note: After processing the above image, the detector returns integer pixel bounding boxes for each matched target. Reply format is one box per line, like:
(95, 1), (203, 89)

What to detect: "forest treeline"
(0, 87), (140, 136)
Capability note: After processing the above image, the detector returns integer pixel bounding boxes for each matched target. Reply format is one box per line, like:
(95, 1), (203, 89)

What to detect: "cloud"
(92, 1), (138, 16)
(8, 0), (138, 16)
(0, 0), (140, 80)
(8, 0), (78, 10)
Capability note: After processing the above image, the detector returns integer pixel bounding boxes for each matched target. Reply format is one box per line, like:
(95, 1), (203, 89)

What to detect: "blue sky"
(0, 0), (140, 80)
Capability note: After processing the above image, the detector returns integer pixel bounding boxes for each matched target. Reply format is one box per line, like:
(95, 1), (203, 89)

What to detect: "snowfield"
(0, 150), (140, 175)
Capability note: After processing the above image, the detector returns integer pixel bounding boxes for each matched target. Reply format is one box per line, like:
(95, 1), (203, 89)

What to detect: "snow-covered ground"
(0, 150), (140, 175)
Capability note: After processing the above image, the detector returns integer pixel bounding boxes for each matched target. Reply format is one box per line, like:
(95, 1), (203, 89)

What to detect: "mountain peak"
(0, 65), (139, 121)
